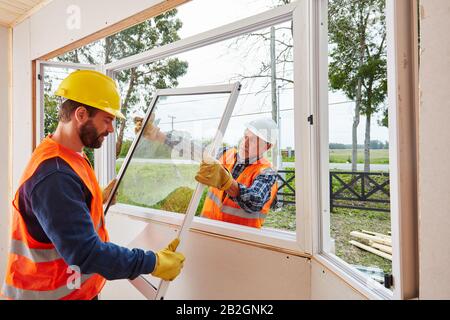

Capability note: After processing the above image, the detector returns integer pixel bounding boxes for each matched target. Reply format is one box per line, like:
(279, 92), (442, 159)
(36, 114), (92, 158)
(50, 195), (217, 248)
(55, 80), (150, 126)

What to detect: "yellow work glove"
(134, 113), (164, 142)
(152, 238), (185, 281)
(102, 179), (117, 205)
(195, 159), (234, 191)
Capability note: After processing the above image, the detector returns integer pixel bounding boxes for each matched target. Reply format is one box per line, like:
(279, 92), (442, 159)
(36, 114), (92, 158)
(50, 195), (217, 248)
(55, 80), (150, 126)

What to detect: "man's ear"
(74, 106), (89, 124)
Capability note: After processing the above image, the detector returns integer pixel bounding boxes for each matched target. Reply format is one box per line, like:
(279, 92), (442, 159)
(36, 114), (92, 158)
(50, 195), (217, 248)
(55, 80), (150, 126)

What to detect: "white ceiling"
(0, 0), (52, 27)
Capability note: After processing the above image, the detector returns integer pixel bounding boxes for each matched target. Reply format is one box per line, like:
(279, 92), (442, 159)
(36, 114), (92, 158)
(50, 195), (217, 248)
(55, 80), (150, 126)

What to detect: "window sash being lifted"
(103, 82), (241, 299)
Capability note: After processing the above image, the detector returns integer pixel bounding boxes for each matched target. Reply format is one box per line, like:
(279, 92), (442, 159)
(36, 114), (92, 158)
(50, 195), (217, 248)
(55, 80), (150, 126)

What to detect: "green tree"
(43, 75), (59, 136)
(328, 0), (387, 172)
(56, 9), (188, 158)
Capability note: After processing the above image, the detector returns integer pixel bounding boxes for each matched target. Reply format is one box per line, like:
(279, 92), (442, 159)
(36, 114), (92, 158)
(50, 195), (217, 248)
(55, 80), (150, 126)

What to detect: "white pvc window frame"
(102, 1), (309, 254)
(305, 0), (396, 300)
(308, 0), (418, 300)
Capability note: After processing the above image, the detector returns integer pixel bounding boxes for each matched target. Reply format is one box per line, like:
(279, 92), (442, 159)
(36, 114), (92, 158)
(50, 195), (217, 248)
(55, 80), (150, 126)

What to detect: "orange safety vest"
(1, 136), (109, 300)
(201, 148), (278, 228)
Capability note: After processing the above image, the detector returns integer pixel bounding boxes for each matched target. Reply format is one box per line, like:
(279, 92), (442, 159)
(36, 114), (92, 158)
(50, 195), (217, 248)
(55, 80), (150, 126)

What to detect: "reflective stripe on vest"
(2, 273), (94, 300)
(206, 191), (267, 220)
(10, 239), (60, 263)
(10, 224), (102, 265)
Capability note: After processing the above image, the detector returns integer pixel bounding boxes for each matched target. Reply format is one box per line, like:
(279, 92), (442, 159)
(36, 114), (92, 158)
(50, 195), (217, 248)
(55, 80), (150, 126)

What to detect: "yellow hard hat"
(55, 70), (125, 119)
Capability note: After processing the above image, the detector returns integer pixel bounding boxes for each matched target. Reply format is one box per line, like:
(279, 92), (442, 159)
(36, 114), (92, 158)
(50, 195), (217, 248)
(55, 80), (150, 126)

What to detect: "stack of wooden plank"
(349, 230), (392, 260)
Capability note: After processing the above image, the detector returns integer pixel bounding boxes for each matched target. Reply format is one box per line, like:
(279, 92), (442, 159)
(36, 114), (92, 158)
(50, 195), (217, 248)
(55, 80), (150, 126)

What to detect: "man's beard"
(79, 119), (108, 149)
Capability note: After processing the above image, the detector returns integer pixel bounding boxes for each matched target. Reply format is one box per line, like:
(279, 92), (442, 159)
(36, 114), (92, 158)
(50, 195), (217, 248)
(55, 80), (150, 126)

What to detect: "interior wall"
(101, 212), (311, 300)
(101, 213), (368, 300)
(0, 25), (11, 290)
(11, 19), (32, 192)
(419, 0), (450, 299)
(310, 259), (366, 300)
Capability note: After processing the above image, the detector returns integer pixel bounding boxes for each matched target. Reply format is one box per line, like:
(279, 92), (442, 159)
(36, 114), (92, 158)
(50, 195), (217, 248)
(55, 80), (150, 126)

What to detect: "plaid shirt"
(218, 148), (277, 214)
(165, 134), (277, 214)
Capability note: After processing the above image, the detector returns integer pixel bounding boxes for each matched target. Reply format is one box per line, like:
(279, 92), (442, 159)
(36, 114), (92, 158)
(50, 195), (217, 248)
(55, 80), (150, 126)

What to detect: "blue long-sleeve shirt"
(18, 157), (156, 280)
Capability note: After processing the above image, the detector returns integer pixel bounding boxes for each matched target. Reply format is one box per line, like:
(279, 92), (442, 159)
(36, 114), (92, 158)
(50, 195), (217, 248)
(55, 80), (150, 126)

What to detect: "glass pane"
(110, 92), (232, 215)
(199, 88), (295, 233)
(326, 0), (391, 288)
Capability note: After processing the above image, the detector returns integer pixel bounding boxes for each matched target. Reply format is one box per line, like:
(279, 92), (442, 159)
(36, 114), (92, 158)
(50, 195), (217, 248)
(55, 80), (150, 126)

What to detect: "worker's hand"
(152, 238), (185, 281)
(134, 113), (165, 143)
(102, 179), (117, 205)
(195, 158), (234, 191)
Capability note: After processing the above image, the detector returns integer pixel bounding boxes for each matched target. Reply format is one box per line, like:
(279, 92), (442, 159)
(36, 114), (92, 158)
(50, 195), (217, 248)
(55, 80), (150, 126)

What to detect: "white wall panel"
(419, 0), (450, 300)
(101, 212), (311, 300)
(0, 25), (11, 292)
(11, 19), (32, 190)
(310, 259), (366, 300)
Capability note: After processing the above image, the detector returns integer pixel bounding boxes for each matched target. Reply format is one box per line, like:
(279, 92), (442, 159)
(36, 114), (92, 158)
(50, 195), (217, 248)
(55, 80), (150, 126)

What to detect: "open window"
(304, 0), (418, 300)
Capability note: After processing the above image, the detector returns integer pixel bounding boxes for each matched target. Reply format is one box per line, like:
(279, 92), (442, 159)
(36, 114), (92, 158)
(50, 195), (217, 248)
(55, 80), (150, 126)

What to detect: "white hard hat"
(245, 118), (279, 145)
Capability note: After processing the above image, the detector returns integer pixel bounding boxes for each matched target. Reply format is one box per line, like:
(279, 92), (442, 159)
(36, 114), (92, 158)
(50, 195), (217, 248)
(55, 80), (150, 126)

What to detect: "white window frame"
(101, 1), (311, 255)
(309, 0), (419, 300)
(103, 82), (241, 218)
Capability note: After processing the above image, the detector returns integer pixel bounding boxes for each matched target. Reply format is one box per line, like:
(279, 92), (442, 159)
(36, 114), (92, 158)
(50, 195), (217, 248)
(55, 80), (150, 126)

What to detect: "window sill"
(108, 203), (307, 256)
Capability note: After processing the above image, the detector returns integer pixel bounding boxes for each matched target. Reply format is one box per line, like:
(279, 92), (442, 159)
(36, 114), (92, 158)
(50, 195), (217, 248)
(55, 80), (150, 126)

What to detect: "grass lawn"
(329, 149), (389, 164)
(264, 206), (392, 274)
(331, 208), (392, 274)
(265, 205), (296, 231)
(115, 161), (199, 213)
(283, 149), (389, 164)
